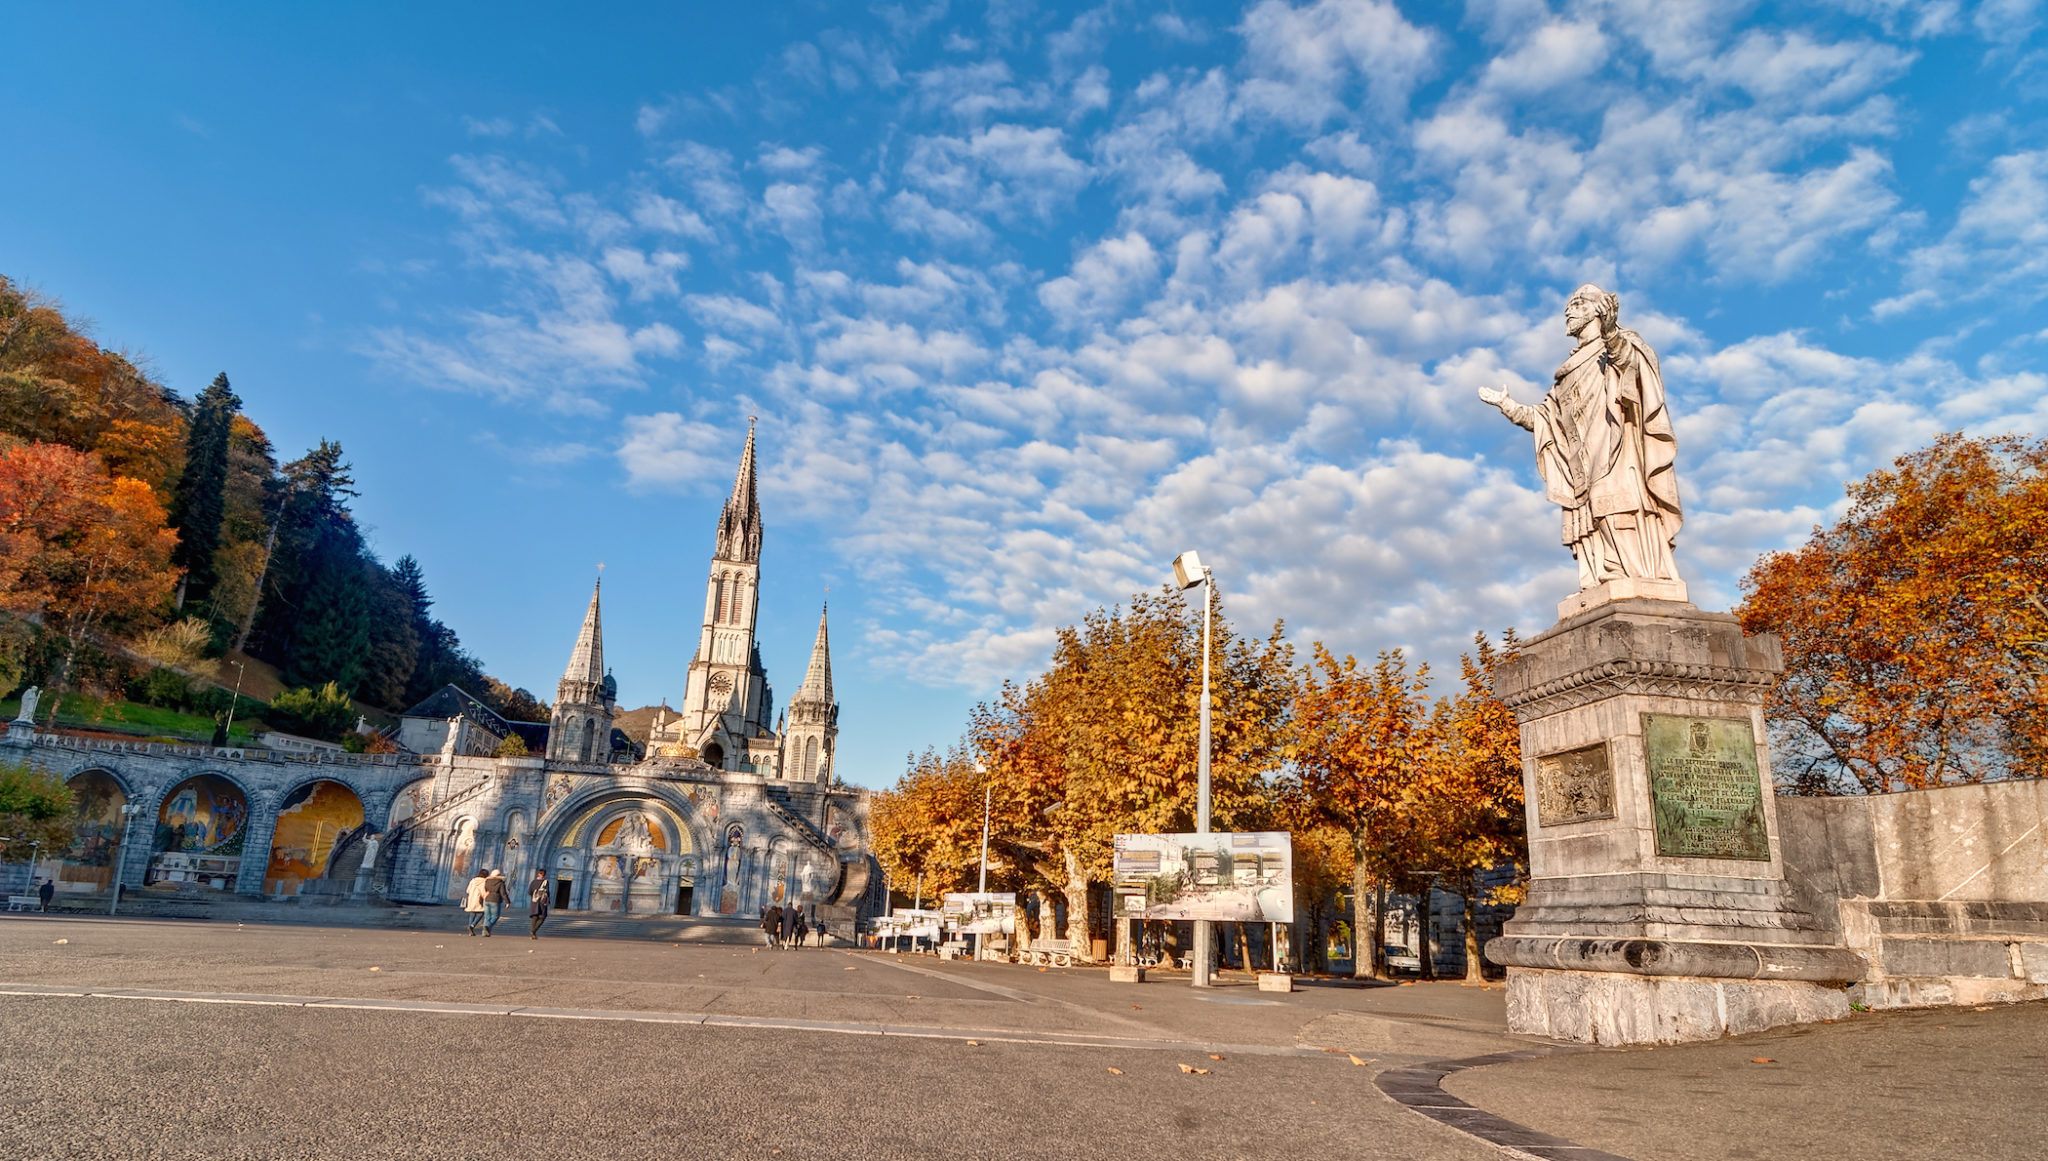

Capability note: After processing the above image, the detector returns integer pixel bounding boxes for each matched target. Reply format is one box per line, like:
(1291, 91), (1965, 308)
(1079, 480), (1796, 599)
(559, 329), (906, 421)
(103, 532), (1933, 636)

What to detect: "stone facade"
(4, 425), (877, 923)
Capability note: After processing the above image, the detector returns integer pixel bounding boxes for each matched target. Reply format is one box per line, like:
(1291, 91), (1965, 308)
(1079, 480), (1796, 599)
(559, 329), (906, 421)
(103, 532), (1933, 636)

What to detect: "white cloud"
(617, 413), (737, 490)
(1236, 0), (1439, 124)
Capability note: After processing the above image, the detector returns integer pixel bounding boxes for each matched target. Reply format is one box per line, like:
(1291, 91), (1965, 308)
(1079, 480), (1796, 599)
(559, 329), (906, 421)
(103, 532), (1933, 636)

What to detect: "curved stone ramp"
(1375, 1050), (1636, 1161)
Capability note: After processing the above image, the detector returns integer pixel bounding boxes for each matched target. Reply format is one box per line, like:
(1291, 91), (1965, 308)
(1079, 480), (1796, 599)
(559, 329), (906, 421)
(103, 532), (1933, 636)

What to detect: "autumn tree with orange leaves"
(0, 442), (181, 721)
(1284, 633), (1523, 980)
(1740, 434), (2047, 794)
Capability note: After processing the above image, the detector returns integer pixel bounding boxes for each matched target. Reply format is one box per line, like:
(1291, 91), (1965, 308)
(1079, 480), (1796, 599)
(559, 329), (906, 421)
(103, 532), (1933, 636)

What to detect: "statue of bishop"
(1479, 284), (1683, 590)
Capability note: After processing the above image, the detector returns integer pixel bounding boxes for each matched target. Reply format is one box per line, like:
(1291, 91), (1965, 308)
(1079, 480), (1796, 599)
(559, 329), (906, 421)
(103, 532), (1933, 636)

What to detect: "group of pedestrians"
(461, 868), (552, 939)
(760, 902), (824, 949)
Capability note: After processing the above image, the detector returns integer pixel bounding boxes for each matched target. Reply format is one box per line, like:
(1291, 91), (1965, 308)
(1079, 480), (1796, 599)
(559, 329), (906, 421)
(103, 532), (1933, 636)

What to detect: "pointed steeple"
(792, 603), (833, 706)
(714, 419), (763, 563)
(558, 577), (605, 702)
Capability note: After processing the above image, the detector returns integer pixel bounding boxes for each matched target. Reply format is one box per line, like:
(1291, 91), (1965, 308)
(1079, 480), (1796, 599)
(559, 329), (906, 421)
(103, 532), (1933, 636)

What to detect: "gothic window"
(578, 718), (594, 763)
(804, 737), (819, 780)
(714, 575), (727, 623)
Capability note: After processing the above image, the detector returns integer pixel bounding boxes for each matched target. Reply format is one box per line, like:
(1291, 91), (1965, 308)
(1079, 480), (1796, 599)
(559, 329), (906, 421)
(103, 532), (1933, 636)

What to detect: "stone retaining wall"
(1777, 778), (2048, 1009)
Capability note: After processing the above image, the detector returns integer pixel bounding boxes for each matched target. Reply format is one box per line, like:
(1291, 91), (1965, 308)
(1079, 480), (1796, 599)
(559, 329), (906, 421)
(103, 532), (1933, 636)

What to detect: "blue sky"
(4, 1), (2045, 787)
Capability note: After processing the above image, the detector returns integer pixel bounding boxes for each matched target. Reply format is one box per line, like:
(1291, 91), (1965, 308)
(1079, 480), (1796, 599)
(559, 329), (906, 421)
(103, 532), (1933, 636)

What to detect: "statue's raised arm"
(1477, 284), (1683, 592)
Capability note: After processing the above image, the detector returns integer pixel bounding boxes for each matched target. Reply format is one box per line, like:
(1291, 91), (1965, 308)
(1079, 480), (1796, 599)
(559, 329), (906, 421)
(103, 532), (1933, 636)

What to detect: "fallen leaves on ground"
(1209, 1054), (1224, 1061)
(1178, 1064), (1211, 1075)
(1749, 1057), (1774, 1064)
(369, 966), (381, 972)
(51, 939), (68, 945)
(844, 966), (858, 971)
(1348, 1054), (1368, 1067)
(906, 995), (920, 1000)
(965, 1041), (981, 1047)
(1106, 1068), (1124, 1075)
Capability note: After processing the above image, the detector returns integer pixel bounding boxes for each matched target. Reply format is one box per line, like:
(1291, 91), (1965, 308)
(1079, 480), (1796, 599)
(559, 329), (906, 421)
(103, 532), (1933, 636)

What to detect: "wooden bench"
(6, 895), (42, 912)
(1022, 938), (1074, 967)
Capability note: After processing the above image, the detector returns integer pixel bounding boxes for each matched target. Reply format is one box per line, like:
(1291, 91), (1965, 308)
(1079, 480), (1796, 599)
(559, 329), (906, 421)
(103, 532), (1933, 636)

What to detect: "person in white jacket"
(462, 869), (489, 935)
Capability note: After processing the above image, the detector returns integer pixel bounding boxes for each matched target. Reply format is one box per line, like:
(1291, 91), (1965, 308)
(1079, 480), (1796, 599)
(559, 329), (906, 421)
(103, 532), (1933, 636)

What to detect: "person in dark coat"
(762, 904), (783, 949)
(778, 900), (798, 950)
(38, 877), (55, 912)
(479, 869), (511, 936)
(792, 909), (809, 949)
(527, 870), (550, 939)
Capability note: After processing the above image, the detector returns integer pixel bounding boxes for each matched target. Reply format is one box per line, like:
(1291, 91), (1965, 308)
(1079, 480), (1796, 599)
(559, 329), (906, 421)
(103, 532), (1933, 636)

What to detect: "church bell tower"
(679, 422), (771, 768)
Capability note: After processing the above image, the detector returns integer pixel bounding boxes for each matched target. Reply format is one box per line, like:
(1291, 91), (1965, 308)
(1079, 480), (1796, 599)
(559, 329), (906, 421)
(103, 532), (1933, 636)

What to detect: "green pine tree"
(170, 372), (240, 605)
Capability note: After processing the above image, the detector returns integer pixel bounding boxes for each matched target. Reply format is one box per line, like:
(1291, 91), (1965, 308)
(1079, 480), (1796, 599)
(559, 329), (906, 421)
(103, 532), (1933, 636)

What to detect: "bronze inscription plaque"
(1643, 714), (1770, 861)
(1535, 742), (1614, 826)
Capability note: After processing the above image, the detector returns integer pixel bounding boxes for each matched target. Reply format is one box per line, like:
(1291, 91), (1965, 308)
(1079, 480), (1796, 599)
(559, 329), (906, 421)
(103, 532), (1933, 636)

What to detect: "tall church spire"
(714, 419), (762, 563)
(549, 575), (616, 764)
(557, 577), (606, 702)
(792, 603), (833, 705)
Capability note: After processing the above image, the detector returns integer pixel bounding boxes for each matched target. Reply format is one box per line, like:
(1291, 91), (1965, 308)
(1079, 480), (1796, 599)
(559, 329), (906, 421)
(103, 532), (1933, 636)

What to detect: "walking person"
(792, 909), (808, 949)
(463, 869), (489, 935)
(763, 903), (783, 949)
(37, 877), (54, 912)
(479, 868), (511, 937)
(527, 869), (550, 939)
(778, 899), (798, 951)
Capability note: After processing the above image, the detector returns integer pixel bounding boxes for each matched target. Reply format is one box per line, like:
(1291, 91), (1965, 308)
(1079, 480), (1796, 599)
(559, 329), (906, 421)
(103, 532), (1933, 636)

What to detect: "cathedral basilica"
(9, 425), (876, 926)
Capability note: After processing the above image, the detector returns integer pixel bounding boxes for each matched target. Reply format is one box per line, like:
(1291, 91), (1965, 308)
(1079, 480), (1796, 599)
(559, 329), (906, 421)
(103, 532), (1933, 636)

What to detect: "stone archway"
(57, 769), (129, 897)
(146, 773), (252, 891)
(262, 780), (367, 898)
(539, 791), (702, 915)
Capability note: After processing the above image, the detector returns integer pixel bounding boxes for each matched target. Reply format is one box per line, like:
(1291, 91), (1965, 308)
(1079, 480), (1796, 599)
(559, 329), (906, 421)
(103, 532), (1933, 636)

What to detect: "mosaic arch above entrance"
(545, 794), (700, 915)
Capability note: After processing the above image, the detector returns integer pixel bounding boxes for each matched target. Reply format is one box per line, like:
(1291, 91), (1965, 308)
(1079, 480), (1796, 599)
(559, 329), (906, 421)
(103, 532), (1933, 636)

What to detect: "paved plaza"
(0, 915), (2039, 1160)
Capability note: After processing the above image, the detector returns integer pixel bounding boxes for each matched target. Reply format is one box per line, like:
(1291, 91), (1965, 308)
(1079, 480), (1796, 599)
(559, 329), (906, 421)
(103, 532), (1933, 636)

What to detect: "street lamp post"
(220, 659), (247, 747)
(1172, 550), (1215, 988)
(975, 765), (992, 894)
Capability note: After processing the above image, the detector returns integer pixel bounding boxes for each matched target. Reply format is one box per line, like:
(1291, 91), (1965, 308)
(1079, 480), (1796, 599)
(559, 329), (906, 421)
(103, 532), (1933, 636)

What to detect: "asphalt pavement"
(0, 915), (2040, 1161)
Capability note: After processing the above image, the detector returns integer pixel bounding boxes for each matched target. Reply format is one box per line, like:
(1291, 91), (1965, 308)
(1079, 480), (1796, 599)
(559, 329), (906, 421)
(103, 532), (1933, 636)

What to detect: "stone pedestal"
(1485, 596), (1864, 1044)
(1257, 971), (1293, 993)
(1109, 964), (1145, 984)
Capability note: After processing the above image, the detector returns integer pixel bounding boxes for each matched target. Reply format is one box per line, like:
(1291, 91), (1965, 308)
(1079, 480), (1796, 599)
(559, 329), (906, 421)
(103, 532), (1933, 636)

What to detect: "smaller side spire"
(791, 602), (833, 705)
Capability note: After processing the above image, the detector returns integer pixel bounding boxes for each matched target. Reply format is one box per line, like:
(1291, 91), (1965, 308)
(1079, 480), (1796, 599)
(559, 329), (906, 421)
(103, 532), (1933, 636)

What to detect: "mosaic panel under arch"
(263, 780), (367, 896)
(147, 774), (249, 891)
(58, 770), (126, 894)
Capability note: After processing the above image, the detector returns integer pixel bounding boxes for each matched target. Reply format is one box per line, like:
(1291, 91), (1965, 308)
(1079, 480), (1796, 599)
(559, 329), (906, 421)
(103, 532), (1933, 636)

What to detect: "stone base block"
(1556, 577), (1690, 620)
(1506, 966), (1849, 1045)
(1108, 964), (1145, 984)
(1257, 971), (1293, 993)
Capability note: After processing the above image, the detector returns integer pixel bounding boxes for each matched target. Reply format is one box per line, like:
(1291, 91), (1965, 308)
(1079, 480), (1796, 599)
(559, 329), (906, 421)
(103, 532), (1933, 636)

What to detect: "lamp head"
(1172, 551), (1207, 591)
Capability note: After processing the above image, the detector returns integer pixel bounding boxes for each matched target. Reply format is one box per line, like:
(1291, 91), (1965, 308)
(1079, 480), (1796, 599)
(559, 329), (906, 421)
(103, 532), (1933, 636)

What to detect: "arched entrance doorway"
(146, 774), (250, 891)
(547, 797), (698, 914)
(58, 770), (127, 897)
(263, 780), (368, 897)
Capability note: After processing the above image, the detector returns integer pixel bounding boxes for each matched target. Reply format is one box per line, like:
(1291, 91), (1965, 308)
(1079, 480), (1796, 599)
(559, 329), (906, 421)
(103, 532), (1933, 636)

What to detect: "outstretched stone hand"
(1477, 384), (1512, 410)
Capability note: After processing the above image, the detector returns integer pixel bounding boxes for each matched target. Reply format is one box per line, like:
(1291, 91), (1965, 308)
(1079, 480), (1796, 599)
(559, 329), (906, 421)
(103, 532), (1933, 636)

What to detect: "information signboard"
(939, 891), (1018, 934)
(1110, 832), (1293, 923)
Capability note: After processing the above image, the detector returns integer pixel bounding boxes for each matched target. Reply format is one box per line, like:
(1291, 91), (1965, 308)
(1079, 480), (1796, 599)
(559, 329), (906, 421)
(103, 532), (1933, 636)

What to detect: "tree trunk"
(1235, 922), (1255, 973)
(1417, 883), (1436, 981)
(1350, 858), (1375, 979)
(1460, 873), (1486, 983)
(1372, 879), (1390, 980)
(1061, 847), (1091, 962)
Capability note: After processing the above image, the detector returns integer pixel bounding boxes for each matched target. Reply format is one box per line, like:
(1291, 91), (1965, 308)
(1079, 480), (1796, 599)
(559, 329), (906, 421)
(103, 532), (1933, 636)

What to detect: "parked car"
(1383, 945), (1422, 975)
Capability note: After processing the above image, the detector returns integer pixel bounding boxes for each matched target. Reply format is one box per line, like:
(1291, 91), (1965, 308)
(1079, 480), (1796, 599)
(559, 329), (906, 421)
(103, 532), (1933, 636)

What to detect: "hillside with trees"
(0, 274), (545, 740)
